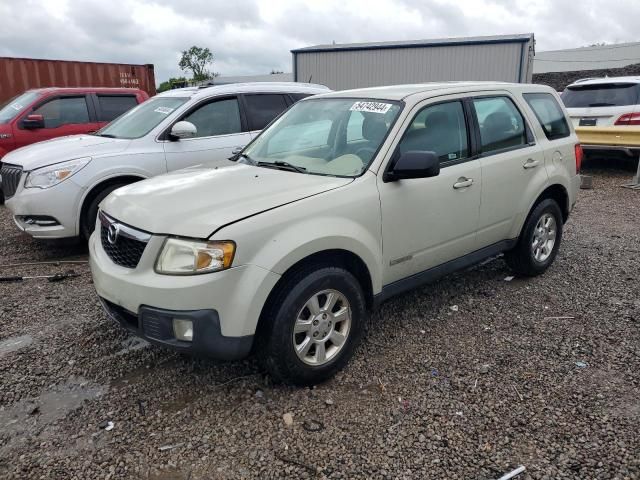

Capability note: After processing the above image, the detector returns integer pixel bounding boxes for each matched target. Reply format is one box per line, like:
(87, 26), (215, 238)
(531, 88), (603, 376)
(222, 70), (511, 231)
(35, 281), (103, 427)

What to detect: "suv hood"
(1, 135), (130, 170)
(101, 161), (353, 238)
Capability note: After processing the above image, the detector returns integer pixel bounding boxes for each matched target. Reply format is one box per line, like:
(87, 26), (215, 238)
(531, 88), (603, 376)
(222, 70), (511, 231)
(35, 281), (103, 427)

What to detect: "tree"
(157, 76), (188, 93)
(179, 46), (214, 82)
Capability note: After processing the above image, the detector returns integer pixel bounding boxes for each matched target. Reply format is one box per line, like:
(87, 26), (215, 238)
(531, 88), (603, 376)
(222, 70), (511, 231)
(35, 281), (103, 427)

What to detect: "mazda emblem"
(107, 223), (120, 245)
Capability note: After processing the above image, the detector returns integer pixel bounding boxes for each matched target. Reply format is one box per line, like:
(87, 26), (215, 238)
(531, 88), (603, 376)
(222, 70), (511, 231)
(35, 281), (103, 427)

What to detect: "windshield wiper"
(588, 103), (615, 107)
(257, 160), (306, 173)
(94, 133), (117, 138)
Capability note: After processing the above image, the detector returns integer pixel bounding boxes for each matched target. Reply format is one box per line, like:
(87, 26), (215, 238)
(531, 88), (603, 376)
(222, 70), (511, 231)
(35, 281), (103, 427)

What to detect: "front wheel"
(81, 183), (128, 240)
(260, 266), (367, 386)
(505, 198), (563, 277)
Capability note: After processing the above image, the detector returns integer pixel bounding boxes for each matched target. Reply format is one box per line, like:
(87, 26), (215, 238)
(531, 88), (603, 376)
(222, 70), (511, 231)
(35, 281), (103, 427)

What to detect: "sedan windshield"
(242, 98), (402, 177)
(0, 91), (41, 124)
(97, 97), (189, 139)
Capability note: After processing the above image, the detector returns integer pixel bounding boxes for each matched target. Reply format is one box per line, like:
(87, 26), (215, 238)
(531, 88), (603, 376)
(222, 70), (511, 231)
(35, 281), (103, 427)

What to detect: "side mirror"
(383, 151), (440, 182)
(22, 114), (45, 130)
(170, 121), (197, 140)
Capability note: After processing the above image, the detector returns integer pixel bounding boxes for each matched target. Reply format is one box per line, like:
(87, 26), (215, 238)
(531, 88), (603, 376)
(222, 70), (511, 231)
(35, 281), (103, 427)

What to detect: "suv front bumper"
(89, 227), (281, 359)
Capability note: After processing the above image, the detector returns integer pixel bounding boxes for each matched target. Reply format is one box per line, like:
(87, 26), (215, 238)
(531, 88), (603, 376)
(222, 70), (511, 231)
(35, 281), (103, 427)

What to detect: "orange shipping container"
(0, 57), (156, 106)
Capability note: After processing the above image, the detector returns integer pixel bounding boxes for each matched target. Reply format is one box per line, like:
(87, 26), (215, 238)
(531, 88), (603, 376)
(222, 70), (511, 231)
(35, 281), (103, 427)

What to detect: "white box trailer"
(292, 33), (535, 90)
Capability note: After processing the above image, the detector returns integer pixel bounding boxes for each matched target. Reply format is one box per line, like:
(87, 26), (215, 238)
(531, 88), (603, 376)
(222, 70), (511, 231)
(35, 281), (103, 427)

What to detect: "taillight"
(614, 112), (640, 126)
(574, 144), (584, 173)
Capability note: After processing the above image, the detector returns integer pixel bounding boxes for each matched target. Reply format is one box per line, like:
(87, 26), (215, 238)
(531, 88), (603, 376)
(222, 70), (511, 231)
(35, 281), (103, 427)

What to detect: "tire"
(505, 198), (563, 277)
(260, 265), (367, 386)
(81, 183), (128, 240)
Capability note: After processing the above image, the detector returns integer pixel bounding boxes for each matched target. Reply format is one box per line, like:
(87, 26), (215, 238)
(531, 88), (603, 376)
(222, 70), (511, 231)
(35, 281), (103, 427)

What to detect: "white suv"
(1, 82), (328, 239)
(90, 82), (581, 385)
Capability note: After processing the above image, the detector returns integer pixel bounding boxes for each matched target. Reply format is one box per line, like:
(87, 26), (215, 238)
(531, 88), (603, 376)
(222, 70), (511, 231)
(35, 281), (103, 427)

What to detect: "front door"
(12, 95), (99, 149)
(377, 98), (482, 285)
(163, 96), (251, 171)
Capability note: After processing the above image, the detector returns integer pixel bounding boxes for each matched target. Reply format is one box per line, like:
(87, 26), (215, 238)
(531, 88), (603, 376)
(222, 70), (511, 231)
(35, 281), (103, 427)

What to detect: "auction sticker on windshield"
(11, 103), (23, 110)
(350, 101), (392, 114)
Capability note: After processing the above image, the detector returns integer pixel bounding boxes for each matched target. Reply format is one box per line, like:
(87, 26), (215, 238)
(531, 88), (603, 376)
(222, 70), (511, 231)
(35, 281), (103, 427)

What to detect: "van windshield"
(0, 91), (41, 124)
(97, 97), (189, 139)
(561, 83), (640, 108)
(242, 98), (402, 177)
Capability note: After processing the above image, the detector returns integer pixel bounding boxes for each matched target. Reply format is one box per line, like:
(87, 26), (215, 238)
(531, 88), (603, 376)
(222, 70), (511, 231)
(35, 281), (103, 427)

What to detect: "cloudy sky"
(1, 0), (638, 84)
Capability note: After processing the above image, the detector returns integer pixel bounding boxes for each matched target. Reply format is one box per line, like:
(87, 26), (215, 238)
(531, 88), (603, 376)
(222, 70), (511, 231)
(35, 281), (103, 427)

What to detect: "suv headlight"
(155, 238), (235, 275)
(25, 157), (91, 189)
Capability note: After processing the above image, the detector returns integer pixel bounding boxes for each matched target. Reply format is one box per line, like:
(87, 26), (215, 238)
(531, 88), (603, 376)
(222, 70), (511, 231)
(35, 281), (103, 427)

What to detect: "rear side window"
(183, 97), (242, 138)
(473, 97), (527, 154)
(96, 95), (138, 122)
(244, 94), (289, 130)
(31, 96), (90, 128)
(399, 101), (469, 164)
(561, 83), (640, 108)
(523, 93), (570, 140)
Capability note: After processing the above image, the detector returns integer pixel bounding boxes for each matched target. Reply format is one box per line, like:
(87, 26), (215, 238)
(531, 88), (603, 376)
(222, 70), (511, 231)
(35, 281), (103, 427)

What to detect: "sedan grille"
(99, 211), (151, 269)
(0, 163), (23, 199)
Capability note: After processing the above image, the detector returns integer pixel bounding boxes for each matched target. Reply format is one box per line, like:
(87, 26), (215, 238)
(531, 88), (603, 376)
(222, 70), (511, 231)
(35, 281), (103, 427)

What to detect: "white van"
(1, 82), (329, 239)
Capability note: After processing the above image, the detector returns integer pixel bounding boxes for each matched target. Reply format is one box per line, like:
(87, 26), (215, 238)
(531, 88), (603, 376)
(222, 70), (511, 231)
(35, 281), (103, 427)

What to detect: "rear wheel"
(81, 183), (128, 241)
(505, 198), (563, 277)
(260, 266), (366, 386)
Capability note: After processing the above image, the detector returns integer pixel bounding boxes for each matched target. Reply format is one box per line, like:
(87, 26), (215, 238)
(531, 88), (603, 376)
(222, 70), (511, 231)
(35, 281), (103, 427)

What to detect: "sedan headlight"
(25, 157), (91, 189)
(155, 238), (235, 275)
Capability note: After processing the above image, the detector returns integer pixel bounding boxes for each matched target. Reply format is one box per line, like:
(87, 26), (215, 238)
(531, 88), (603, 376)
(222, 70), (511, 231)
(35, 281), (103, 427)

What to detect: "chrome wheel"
(532, 213), (557, 263)
(293, 289), (352, 366)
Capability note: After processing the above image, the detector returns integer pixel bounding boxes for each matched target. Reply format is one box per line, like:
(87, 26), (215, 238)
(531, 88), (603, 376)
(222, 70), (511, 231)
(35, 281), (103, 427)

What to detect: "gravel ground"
(0, 164), (639, 479)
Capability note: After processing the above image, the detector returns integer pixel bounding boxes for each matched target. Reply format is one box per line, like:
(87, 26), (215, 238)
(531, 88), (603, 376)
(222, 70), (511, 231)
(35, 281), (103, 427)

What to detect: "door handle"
(453, 177), (474, 189)
(523, 158), (540, 169)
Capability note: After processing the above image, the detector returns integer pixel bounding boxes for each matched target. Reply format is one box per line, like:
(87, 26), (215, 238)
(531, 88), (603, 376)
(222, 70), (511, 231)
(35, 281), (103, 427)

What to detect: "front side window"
(244, 94), (289, 131)
(96, 95), (138, 122)
(473, 97), (527, 154)
(182, 97), (242, 138)
(98, 96), (189, 139)
(561, 83), (640, 108)
(523, 93), (570, 140)
(243, 98), (402, 177)
(398, 101), (469, 164)
(0, 91), (41, 124)
(31, 97), (90, 128)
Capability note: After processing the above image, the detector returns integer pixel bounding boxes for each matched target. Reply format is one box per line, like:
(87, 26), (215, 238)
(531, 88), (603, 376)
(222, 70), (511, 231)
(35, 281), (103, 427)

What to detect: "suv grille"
(0, 163), (23, 199)
(99, 211), (151, 269)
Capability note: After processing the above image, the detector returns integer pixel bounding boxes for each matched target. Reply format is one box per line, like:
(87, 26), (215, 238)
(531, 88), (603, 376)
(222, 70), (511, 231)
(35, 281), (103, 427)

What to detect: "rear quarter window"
(523, 93), (571, 140)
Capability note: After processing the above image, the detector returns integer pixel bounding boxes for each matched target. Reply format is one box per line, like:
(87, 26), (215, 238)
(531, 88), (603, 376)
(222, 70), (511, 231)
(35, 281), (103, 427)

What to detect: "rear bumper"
(99, 297), (253, 360)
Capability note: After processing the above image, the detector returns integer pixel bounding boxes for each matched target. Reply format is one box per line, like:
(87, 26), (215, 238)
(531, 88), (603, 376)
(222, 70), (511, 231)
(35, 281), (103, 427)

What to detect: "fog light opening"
(173, 319), (194, 342)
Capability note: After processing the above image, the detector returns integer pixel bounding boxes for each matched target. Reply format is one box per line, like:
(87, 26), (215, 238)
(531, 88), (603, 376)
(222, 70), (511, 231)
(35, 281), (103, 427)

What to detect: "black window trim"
(90, 93), (139, 123)
(384, 97), (476, 178)
(238, 92), (292, 132)
(19, 93), (96, 129)
(522, 92), (571, 141)
(158, 94), (247, 141)
(468, 94), (537, 159)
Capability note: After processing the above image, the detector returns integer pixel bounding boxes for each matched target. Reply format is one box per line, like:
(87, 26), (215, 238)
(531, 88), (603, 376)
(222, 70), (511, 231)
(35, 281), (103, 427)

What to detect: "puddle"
(0, 335), (33, 357)
(0, 376), (106, 437)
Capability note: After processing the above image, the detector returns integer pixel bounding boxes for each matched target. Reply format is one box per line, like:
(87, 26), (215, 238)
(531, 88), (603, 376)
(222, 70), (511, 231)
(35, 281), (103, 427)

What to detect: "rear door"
(12, 94), (99, 148)
(471, 94), (547, 247)
(561, 82), (640, 127)
(240, 93), (291, 138)
(92, 93), (140, 129)
(163, 95), (251, 171)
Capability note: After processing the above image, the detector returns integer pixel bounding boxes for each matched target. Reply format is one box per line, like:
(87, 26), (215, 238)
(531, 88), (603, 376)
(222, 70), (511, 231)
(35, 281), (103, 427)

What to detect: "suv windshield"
(242, 98), (402, 177)
(0, 91), (41, 124)
(97, 97), (189, 139)
(561, 83), (640, 108)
